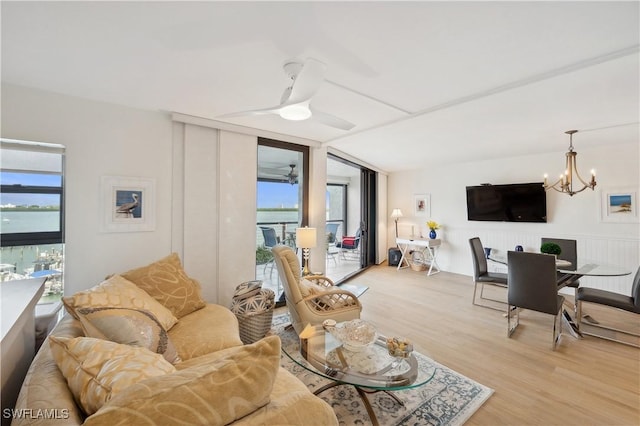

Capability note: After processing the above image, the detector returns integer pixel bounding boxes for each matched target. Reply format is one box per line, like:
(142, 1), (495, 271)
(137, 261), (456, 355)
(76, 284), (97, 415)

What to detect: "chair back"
(632, 267), (640, 309)
(271, 244), (305, 331)
(541, 237), (577, 270)
(326, 223), (340, 244)
(260, 227), (279, 248)
(508, 251), (561, 315)
(353, 228), (362, 247)
(271, 244), (303, 304)
(469, 237), (488, 279)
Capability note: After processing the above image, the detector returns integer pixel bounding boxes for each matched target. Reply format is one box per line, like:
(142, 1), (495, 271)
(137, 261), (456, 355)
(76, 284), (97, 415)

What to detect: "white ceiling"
(2, 1), (639, 173)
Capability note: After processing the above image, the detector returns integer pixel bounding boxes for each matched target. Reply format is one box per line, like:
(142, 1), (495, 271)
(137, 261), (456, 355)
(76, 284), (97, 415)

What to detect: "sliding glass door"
(326, 154), (376, 283)
(255, 138), (308, 303)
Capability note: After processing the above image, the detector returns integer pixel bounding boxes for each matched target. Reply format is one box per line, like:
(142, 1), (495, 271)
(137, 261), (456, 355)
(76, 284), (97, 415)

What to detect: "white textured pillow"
(49, 336), (176, 415)
(63, 274), (178, 330)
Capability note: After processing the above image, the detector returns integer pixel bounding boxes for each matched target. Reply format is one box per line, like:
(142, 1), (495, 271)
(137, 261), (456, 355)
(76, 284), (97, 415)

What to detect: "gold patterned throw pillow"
(83, 335), (281, 426)
(62, 274), (178, 330)
(76, 307), (182, 364)
(120, 253), (206, 318)
(48, 336), (176, 416)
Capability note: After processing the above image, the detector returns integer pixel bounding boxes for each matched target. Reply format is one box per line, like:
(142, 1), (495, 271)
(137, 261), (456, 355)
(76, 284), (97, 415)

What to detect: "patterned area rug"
(270, 313), (493, 426)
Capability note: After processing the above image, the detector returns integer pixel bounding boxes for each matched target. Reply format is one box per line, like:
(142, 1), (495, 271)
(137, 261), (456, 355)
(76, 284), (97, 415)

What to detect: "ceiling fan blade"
(287, 58), (327, 104)
(311, 109), (355, 131)
(218, 105), (281, 118)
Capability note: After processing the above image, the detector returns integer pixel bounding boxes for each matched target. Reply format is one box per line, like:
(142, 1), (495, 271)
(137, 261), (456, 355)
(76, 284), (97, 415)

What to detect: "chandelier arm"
(571, 166), (593, 188)
(544, 176), (565, 192)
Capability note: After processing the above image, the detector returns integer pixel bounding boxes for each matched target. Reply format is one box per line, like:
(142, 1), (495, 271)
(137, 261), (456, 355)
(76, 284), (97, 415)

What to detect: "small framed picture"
(413, 194), (430, 217)
(600, 187), (638, 223)
(101, 176), (156, 232)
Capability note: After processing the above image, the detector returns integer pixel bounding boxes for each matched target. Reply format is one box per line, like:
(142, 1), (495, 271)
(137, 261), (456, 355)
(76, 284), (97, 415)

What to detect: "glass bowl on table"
(330, 319), (377, 352)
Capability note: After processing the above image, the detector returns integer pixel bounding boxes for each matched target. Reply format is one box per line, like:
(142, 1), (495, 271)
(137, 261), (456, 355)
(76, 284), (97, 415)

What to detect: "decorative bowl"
(386, 337), (413, 358)
(332, 319), (377, 352)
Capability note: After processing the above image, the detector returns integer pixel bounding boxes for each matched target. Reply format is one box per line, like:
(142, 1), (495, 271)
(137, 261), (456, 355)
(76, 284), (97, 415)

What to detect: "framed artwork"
(600, 187), (638, 223)
(413, 193), (430, 217)
(100, 176), (156, 232)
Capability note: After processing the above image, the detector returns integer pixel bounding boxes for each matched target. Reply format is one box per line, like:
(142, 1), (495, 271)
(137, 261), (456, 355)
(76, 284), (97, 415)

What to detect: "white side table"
(396, 238), (442, 276)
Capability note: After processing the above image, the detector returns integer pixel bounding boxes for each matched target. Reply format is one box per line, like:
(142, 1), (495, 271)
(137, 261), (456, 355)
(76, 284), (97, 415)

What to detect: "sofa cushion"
(83, 335), (281, 426)
(76, 306), (182, 364)
(48, 336), (176, 416)
(120, 253), (206, 318)
(233, 367), (339, 425)
(63, 274), (178, 330)
(167, 304), (243, 361)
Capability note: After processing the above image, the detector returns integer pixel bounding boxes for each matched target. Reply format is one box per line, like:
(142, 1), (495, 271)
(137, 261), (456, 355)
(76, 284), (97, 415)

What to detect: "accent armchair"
(271, 244), (362, 334)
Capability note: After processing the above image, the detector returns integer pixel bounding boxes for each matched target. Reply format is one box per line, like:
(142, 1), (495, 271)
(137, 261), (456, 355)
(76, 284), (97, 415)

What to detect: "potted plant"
(540, 242), (562, 257)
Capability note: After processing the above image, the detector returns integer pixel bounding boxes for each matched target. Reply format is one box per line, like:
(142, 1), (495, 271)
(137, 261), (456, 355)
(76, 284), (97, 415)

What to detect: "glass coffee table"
(281, 324), (436, 426)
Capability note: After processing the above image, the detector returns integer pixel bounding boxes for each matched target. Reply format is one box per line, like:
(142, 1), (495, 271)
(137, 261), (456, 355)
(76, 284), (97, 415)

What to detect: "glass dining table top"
(281, 324), (436, 391)
(558, 262), (631, 277)
(488, 253), (631, 277)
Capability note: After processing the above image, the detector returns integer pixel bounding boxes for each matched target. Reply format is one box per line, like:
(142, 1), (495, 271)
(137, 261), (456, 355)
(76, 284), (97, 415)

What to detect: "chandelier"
(543, 130), (596, 196)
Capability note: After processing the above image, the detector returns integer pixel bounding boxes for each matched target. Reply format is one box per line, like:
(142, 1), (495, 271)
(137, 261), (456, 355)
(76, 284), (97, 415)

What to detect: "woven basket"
(237, 308), (275, 344)
(230, 286), (275, 344)
(409, 260), (428, 272)
(408, 251), (428, 272)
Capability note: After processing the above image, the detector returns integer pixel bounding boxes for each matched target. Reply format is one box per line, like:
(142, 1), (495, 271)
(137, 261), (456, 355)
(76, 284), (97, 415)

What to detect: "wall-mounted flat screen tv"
(466, 182), (547, 223)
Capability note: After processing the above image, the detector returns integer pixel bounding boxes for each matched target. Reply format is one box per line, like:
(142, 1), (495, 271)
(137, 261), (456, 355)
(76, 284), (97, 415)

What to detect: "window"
(1, 141), (65, 246)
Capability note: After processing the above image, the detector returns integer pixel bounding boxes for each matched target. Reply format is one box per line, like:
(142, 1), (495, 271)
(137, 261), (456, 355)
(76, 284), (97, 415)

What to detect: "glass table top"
(281, 324), (436, 391)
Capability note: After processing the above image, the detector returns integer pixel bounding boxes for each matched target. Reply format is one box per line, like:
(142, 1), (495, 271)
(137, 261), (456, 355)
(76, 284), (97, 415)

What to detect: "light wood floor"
(322, 264), (640, 425)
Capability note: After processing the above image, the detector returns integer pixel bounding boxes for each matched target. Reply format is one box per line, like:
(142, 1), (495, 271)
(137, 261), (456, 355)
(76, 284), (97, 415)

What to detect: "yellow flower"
(426, 220), (440, 230)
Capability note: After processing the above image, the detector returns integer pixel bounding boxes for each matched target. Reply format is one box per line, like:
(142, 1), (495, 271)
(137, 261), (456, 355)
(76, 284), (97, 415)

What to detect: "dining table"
(488, 252), (632, 337)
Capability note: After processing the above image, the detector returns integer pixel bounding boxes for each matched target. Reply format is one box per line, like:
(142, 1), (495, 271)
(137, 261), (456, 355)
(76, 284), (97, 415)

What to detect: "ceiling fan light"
(279, 104), (312, 121)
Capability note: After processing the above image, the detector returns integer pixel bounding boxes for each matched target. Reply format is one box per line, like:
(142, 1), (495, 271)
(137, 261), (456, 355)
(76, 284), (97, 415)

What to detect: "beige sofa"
(13, 254), (338, 425)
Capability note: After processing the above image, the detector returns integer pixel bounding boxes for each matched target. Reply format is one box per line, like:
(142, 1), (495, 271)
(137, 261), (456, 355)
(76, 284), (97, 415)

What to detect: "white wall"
(2, 84), (391, 306)
(2, 84), (174, 295)
(388, 142), (640, 294)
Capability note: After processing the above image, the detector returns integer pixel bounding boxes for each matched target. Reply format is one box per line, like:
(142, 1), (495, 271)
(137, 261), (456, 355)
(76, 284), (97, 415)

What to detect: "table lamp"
(296, 226), (317, 276)
(390, 208), (403, 240)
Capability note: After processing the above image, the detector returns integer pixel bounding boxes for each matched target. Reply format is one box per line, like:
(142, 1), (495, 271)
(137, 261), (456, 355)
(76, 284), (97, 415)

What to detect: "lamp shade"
(296, 227), (317, 248)
(391, 208), (403, 219)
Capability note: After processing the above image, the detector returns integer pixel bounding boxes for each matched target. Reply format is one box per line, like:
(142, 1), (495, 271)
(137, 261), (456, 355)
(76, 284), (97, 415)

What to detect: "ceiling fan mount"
(283, 61), (304, 80)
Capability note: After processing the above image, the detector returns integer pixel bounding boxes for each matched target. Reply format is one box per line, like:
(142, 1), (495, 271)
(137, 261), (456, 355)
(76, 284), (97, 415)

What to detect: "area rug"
(270, 313), (493, 426)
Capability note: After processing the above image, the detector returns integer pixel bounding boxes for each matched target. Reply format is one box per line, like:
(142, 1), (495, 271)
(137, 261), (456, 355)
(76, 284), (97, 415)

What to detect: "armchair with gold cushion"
(271, 244), (362, 334)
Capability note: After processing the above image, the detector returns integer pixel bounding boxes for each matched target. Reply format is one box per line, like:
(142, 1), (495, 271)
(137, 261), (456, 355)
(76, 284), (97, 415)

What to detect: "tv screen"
(466, 183), (547, 223)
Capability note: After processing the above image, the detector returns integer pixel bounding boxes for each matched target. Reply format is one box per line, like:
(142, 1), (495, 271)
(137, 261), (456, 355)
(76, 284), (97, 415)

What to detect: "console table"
(396, 238), (441, 276)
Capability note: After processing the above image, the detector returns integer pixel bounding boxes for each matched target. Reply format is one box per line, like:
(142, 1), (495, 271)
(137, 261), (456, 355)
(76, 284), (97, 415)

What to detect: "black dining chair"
(541, 237), (580, 301)
(507, 251), (565, 350)
(575, 266), (640, 347)
(469, 237), (508, 311)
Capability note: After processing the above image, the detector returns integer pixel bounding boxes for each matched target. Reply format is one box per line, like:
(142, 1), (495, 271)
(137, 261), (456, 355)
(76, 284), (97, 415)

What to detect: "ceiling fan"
(285, 164), (298, 185)
(220, 58), (355, 131)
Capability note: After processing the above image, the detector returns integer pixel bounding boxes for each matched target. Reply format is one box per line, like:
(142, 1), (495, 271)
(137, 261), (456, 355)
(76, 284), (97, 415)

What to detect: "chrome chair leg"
(552, 308), (563, 350)
(507, 304), (519, 337)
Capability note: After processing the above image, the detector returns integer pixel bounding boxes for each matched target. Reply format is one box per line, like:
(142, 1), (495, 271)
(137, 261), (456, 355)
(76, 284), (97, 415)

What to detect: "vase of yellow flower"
(426, 220), (440, 239)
